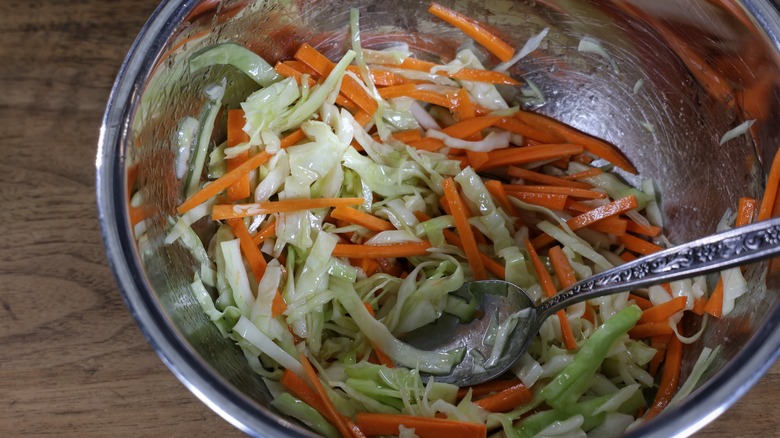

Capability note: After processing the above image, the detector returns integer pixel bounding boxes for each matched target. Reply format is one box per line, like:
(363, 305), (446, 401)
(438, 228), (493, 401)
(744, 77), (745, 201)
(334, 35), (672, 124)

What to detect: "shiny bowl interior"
(97, 0), (780, 436)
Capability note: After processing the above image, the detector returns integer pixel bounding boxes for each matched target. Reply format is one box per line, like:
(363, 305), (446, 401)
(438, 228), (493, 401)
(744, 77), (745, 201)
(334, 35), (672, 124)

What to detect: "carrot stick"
(391, 129), (423, 143)
(272, 291), (288, 318)
(476, 144), (584, 171)
(294, 43), (334, 76)
(227, 218), (267, 282)
(340, 76), (379, 116)
(508, 192), (568, 210)
(226, 109), (251, 201)
(638, 296), (687, 324)
(514, 111), (636, 173)
(703, 280), (724, 318)
(562, 167), (603, 180)
(759, 149), (780, 221)
(648, 335), (671, 377)
(440, 115), (503, 139)
(629, 293), (653, 311)
(736, 197), (757, 227)
(507, 166), (592, 189)
(495, 117), (563, 144)
(465, 151), (490, 170)
(691, 296), (707, 316)
(177, 151), (272, 215)
(252, 218), (277, 245)
(625, 220), (662, 237)
(472, 383), (533, 412)
(331, 206), (395, 231)
(483, 179), (524, 225)
(275, 61), (317, 86)
(280, 128), (306, 148)
(377, 84), (417, 99)
(628, 321), (675, 339)
(452, 87), (476, 121)
(443, 178), (488, 280)
(645, 335), (683, 420)
(280, 369), (331, 421)
(428, 2), (515, 62)
(408, 137), (446, 152)
(526, 241), (578, 350)
(356, 413), (486, 438)
(620, 234), (664, 255)
(300, 353), (366, 438)
(332, 242), (432, 258)
(457, 378), (523, 400)
(347, 65), (406, 86)
(212, 197), (364, 220)
(503, 184), (607, 200)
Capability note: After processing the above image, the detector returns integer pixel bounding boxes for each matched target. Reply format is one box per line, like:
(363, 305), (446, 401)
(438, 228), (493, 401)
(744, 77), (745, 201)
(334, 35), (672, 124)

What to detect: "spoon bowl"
(404, 216), (780, 387)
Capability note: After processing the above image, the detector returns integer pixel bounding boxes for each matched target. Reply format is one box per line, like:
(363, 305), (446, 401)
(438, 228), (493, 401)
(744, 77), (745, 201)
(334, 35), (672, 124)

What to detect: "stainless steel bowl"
(97, 0), (780, 436)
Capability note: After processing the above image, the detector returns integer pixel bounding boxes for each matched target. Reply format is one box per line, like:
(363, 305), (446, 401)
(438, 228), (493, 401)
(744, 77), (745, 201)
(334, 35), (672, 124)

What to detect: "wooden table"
(0, 0), (778, 436)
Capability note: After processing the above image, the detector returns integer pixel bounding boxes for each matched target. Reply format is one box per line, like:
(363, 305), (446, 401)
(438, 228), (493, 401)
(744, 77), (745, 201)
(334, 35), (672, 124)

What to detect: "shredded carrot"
(408, 137), (446, 152)
(275, 61), (317, 86)
(691, 296), (707, 316)
(645, 335), (683, 420)
(532, 195), (638, 248)
(428, 2), (515, 62)
(508, 192), (568, 210)
(212, 197), (364, 220)
(503, 184), (607, 200)
(495, 117), (563, 144)
(452, 87), (476, 121)
(619, 233), (664, 256)
(629, 293), (653, 311)
(648, 334), (671, 377)
(625, 220), (662, 237)
(483, 179), (524, 225)
(562, 167), (603, 181)
(440, 115), (503, 139)
(526, 241), (578, 350)
(300, 353), (366, 438)
(356, 412), (486, 438)
(457, 378), (523, 400)
(331, 206), (395, 231)
(391, 57), (518, 84)
(225, 109), (251, 201)
(514, 110), (636, 174)
(736, 197), (757, 227)
(346, 65), (405, 86)
(465, 151), (490, 170)
(638, 296), (687, 324)
(252, 218), (277, 246)
(178, 151), (272, 215)
(390, 129), (423, 144)
(271, 291), (288, 318)
(475, 144), (584, 171)
(472, 383), (533, 412)
(507, 166), (592, 189)
(443, 178), (488, 280)
(628, 321), (675, 339)
(332, 242), (432, 258)
(280, 128), (306, 148)
(280, 369), (332, 421)
(294, 43), (334, 76)
(548, 246), (577, 288)
(227, 218), (268, 282)
(703, 280), (724, 318)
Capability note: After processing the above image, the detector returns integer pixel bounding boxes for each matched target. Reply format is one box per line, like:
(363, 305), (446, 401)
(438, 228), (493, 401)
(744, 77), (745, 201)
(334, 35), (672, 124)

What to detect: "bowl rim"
(96, 1), (780, 437)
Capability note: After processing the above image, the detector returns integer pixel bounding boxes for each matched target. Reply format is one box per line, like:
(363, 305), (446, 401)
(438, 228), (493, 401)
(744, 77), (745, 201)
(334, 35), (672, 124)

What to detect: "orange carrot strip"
(440, 115), (503, 139)
(452, 87), (476, 121)
(548, 246), (577, 288)
(252, 218), (277, 245)
(428, 2), (515, 62)
(503, 184), (607, 200)
(515, 111), (636, 173)
(283, 59), (319, 77)
(408, 137), (446, 152)
(472, 383), (533, 412)
(332, 242), (432, 258)
(226, 109), (251, 201)
(703, 280), (724, 318)
(271, 291), (288, 318)
(443, 178), (487, 280)
(562, 167), (603, 180)
(691, 296), (707, 316)
(178, 151), (272, 215)
(620, 251), (638, 263)
(280, 128), (306, 148)
(300, 354), (366, 438)
(507, 166), (592, 189)
(377, 84), (417, 99)
(476, 144), (584, 171)
(484, 179), (524, 225)
(280, 369), (332, 421)
(449, 68), (519, 85)
(759, 150), (780, 221)
(212, 197), (364, 220)
(629, 293), (654, 311)
(275, 61), (317, 86)
(331, 206), (395, 231)
(465, 151), (490, 170)
(293, 43), (334, 76)
(347, 65), (405, 86)
(736, 197), (757, 227)
(457, 378), (523, 400)
(620, 233), (664, 255)
(508, 192), (568, 210)
(526, 241), (578, 350)
(227, 218), (267, 282)
(356, 412), (486, 438)
(628, 321), (675, 339)
(495, 117), (563, 144)
(645, 335), (683, 420)
(391, 129), (423, 143)
(638, 296), (688, 324)
(625, 220), (662, 237)
(648, 334), (671, 377)
(340, 75), (379, 115)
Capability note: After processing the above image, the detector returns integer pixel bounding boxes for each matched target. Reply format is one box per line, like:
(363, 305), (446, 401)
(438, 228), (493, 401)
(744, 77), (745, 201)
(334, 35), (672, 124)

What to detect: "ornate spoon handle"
(538, 217), (780, 319)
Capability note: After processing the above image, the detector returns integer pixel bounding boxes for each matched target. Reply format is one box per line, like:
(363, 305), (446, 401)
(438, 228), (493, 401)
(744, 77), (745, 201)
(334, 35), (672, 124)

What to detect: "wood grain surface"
(0, 0), (777, 436)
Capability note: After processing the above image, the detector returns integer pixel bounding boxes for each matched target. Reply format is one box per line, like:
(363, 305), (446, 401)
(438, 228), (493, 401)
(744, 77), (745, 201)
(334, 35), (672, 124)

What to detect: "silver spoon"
(401, 216), (780, 387)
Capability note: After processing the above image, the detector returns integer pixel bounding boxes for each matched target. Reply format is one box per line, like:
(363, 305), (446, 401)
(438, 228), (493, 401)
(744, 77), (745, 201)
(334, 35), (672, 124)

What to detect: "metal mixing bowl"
(97, 0), (780, 436)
